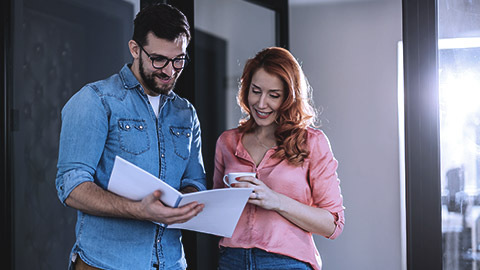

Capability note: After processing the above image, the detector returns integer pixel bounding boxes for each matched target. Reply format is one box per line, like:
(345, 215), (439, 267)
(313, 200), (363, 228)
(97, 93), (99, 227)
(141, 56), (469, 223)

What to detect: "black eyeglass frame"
(136, 41), (190, 71)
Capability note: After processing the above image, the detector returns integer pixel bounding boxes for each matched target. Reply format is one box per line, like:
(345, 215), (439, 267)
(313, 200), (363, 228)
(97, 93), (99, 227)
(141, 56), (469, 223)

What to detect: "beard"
(139, 57), (178, 95)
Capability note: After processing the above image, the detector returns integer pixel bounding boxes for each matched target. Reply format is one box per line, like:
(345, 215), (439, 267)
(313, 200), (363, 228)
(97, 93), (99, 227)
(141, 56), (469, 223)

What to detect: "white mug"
(223, 172), (256, 187)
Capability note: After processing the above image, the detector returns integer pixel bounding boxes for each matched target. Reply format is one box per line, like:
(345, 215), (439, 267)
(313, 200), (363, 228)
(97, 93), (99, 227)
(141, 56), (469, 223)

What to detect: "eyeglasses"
(136, 42), (190, 71)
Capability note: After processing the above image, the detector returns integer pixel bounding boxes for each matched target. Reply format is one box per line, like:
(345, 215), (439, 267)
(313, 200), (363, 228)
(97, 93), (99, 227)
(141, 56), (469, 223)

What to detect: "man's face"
(135, 32), (188, 96)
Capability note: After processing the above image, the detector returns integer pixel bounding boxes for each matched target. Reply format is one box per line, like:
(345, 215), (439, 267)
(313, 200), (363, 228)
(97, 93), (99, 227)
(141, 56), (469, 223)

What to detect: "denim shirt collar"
(119, 64), (140, 90)
(119, 64), (176, 101)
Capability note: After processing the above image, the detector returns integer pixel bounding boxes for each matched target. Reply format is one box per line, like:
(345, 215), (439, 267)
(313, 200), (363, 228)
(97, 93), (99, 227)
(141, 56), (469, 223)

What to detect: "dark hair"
(238, 47), (317, 166)
(132, 3), (191, 46)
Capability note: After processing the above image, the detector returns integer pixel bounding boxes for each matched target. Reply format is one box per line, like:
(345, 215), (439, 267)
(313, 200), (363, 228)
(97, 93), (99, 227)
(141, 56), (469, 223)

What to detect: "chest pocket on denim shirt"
(170, 126), (192, 160)
(118, 119), (150, 155)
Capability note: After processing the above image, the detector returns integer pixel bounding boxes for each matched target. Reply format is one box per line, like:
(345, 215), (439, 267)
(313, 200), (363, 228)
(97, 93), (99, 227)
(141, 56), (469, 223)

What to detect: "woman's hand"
(232, 176), (282, 211)
(232, 176), (337, 237)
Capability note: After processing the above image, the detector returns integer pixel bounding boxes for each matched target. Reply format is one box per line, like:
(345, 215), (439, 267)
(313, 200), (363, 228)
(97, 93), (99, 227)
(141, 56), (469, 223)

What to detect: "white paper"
(168, 188), (253, 237)
(108, 156), (181, 207)
(107, 156), (252, 237)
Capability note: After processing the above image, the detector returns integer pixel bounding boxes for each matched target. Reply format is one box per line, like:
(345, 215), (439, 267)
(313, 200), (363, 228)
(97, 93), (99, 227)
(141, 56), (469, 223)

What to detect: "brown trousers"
(74, 257), (102, 270)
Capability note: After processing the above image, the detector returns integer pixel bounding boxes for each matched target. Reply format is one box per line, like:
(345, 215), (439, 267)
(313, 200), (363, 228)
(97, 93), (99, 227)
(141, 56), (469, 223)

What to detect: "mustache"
(156, 72), (171, 80)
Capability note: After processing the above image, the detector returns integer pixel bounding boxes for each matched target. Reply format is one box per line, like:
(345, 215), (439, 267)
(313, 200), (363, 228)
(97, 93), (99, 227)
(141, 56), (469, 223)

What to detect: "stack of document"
(107, 156), (252, 237)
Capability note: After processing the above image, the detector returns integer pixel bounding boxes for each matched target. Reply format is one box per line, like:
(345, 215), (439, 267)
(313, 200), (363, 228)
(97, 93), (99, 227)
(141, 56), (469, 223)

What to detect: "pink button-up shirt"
(213, 127), (345, 270)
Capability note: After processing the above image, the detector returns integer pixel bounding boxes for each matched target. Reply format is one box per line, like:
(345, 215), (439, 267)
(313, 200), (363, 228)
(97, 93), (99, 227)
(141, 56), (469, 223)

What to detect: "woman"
(213, 47), (345, 270)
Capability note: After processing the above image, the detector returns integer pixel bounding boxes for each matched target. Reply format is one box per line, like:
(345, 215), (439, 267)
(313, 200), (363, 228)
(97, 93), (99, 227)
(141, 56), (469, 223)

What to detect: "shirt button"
(161, 154), (165, 158)
(176, 132), (180, 135)
(138, 125), (143, 130)
(157, 239), (160, 243)
(186, 133), (190, 137)
(125, 125), (130, 129)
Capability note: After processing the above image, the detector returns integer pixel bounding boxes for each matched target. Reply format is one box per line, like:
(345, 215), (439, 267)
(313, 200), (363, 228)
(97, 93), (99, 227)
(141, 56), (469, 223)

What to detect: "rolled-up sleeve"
(308, 130), (345, 239)
(327, 211), (345, 239)
(56, 169), (95, 205)
(55, 86), (108, 205)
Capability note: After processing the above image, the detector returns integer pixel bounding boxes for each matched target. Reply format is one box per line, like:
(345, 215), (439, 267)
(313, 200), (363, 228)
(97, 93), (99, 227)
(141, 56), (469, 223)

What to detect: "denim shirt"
(55, 64), (207, 270)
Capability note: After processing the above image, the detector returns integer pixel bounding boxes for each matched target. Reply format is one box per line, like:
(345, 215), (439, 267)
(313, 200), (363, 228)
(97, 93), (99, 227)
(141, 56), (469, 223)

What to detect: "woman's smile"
(254, 109), (273, 119)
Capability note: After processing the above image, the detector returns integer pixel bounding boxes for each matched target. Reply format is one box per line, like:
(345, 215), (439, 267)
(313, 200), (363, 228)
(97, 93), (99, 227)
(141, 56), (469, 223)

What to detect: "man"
(55, 4), (206, 269)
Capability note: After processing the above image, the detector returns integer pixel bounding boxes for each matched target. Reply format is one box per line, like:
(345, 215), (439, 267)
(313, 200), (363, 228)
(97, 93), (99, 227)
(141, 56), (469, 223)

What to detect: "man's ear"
(128, 40), (140, 59)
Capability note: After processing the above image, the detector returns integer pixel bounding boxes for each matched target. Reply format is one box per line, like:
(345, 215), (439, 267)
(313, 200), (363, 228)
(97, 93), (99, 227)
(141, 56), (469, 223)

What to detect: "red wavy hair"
(237, 47), (317, 166)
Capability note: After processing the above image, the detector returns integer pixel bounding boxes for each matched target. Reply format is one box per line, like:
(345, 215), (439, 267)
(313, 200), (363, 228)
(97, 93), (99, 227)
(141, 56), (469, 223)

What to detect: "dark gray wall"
(10, 0), (133, 268)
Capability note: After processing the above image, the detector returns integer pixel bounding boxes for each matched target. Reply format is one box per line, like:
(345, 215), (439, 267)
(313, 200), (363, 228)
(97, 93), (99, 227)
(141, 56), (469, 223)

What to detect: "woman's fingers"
(235, 176), (261, 185)
(231, 181), (255, 189)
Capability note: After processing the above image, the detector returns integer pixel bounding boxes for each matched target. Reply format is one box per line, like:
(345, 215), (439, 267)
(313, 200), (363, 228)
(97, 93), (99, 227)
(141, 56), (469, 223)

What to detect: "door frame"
(2, 0), (13, 268)
(139, 1), (289, 269)
(402, 0), (442, 269)
(244, 0), (289, 49)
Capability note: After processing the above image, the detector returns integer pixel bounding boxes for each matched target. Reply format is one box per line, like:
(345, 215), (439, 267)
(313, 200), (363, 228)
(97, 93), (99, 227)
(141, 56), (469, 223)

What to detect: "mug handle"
(223, 175), (230, 187)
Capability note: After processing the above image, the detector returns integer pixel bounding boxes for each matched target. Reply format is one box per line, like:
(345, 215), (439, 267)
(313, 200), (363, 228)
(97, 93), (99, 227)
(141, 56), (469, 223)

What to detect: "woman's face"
(248, 68), (285, 128)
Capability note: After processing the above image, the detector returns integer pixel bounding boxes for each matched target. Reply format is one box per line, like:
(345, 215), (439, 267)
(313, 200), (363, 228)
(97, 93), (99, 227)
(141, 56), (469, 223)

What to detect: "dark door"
(145, 1), (287, 269)
(190, 1), (288, 269)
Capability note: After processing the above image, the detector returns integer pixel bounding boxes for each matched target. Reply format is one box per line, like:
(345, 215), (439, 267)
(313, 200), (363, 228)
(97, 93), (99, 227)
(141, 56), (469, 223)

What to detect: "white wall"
(195, 0), (276, 129)
(290, 1), (403, 269)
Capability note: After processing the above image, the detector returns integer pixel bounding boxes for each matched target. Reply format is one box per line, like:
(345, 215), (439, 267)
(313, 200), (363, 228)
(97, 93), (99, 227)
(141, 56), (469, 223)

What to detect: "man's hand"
(139, 190), (204, 225)
(65, 182), (203, 225)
